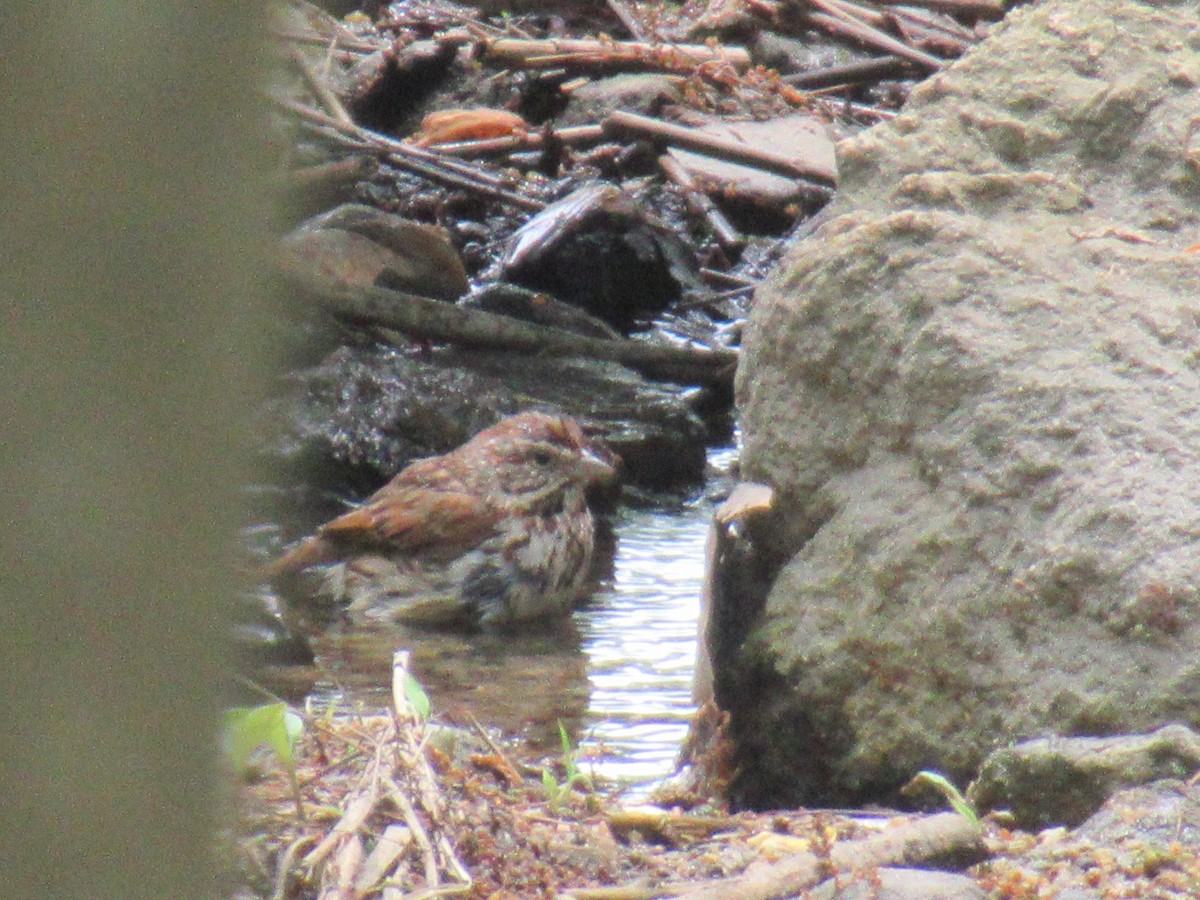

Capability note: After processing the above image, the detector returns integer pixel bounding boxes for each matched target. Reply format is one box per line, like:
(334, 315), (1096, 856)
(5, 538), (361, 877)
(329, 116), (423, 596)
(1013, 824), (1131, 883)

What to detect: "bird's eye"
(532, 449), (552, 466)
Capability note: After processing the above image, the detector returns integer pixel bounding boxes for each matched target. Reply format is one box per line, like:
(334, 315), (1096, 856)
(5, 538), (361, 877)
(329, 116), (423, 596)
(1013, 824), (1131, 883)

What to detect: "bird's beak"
(578, 447), (620, 485)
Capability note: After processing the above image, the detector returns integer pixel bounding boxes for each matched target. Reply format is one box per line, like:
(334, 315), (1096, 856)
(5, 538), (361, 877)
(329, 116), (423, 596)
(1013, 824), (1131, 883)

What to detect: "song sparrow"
(266, 411), (618, 629)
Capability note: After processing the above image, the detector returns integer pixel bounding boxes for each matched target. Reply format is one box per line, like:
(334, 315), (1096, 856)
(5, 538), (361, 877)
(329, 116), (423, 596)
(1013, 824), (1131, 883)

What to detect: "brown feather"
(319, 488), (500, 558)
(265, 482), (501, 579)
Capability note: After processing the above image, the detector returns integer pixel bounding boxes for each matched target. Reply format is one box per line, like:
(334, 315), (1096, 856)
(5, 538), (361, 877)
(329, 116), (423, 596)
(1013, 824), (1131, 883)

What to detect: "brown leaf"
(411, 108), (529, 146)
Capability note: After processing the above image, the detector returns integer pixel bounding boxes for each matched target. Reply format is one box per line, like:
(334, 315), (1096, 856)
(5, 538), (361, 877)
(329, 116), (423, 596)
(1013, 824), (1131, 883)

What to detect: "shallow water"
(288, 444), (736, 791)
(574, 501), (713, 785)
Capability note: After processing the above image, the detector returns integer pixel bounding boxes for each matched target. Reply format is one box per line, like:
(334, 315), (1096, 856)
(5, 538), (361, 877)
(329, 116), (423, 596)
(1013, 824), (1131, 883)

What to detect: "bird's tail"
(260, 534), (340, 581)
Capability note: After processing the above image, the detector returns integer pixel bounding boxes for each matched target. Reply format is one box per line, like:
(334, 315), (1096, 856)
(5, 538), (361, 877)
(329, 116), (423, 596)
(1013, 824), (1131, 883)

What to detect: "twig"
(388, 652), (472, 895)
(302, 760), (381, 872)
(277, 97), (546, 211)
(286, 44), (354, 128)
(443, 31), (751, 73)
(880, 3), (975, 43)
(283, 270), (739, 386)
(271, 834), (318, 900)
(463, 709), (537, 778)
(783, 56), (911, 88)
(658, 154), (745, 258)
(669, 812), (983, 900)
(875, 0), (1005, 19)
(299, 746), (368, 789)
(797, 0), (945, 70)
(815, 0), (972, 43)
(700, 268), (760, 289)
(426, 124), (605, 158)
(272, 27), (377, 54)
(567, 884), (699, 900)
(829, 98), (899, 121)
(606, 0), (652, 40)
(603, 111), (836, 195)
(385, 776), (440, 888)
(282, 156), (371, 194)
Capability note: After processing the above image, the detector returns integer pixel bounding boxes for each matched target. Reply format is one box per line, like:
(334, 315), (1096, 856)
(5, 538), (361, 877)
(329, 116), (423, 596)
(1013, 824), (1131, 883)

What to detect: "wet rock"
(980, 780), (1200, 896)
(727, 0), (1200, 809)
(693, 482), (778, 706)
(501, 184), (703, 332)
(280, 204), (469, 299)
(263, 341), (706, 529)
(969, 725), (1200, 830)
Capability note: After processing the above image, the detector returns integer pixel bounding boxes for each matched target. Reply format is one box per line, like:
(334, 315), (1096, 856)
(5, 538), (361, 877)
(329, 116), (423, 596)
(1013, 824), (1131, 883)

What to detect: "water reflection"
(576, 503), (712, 785)
(308, 620), (591, 742)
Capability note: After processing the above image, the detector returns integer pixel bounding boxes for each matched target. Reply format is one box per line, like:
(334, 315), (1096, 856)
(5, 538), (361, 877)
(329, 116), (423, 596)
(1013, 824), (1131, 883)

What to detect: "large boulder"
(727, 0), (1200, 808)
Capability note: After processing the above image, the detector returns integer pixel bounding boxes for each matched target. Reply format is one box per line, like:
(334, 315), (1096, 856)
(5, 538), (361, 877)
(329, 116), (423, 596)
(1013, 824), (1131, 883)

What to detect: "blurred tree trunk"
(0, 1), (268, 896)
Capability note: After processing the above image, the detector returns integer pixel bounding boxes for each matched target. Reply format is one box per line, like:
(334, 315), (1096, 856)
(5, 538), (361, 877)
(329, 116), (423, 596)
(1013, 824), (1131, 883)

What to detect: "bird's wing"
(318, 486), (500, 558)
(264, 487), (499, 578)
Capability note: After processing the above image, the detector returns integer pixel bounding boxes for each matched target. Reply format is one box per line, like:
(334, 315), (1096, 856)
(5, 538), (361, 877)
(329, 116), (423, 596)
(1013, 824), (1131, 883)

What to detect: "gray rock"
(969, 725), (1200, 829)
(809, 867), (987, 900)
(501, 184), (703, 332)
(667, 114), (837, 206)
(727, 0), (1200, 809)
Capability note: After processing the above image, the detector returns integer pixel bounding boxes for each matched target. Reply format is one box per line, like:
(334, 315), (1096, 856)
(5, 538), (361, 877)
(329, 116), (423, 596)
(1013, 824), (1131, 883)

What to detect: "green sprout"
(541, 720), (594, 809)
(906, 770), (981, 829)
(223, 702), (305, 818)
(400, 670), (431, 722)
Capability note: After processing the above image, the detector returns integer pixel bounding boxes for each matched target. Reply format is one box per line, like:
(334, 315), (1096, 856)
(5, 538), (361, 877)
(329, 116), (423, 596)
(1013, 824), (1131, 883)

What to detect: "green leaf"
(910, 770), (980, 828)
(223, 703), (303, 775)
(542, 767), (562, 805)
(402, 672), (431, 721)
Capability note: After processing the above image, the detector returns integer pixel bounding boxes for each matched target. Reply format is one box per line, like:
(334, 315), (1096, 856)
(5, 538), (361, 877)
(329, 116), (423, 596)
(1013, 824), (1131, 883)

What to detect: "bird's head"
(469, 411), (619, 509)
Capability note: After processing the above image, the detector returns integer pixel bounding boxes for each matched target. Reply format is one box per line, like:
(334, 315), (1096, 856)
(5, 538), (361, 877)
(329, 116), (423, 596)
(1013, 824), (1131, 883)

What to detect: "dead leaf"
(411, 108), (528, 146)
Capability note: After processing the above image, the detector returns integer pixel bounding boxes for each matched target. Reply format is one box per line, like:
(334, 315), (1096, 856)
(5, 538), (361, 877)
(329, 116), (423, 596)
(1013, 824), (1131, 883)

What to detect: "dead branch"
(796, 0), (946, 70)
(299, 653), (472, 897)
(606, 0), (653, 41)
(283, 269), (738, 386)
(277, 97), (547, 211)
(875, 0), (1005, 19)
(658, 154), (745, 258)
(668, 812), (983, 900)
(603, 111), (836, 195)
(442, 31), (751, 73)
(783, 56), (912, 88)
